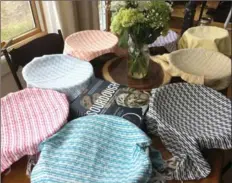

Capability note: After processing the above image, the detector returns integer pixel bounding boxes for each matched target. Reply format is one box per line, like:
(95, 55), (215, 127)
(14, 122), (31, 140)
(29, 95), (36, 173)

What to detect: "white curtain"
(42, 1), (61, 34)
(42, 1), (100, 38)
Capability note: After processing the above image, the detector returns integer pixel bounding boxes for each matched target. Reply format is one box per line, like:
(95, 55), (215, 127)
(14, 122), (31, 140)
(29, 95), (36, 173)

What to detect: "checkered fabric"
(1, 88), (69, 173)
(146, 83), (231, 180)
(31, 115), (152, 183)
(148, 30), (179, 52)
(64, 30), (118, 61)
(22, 54), (94, 101)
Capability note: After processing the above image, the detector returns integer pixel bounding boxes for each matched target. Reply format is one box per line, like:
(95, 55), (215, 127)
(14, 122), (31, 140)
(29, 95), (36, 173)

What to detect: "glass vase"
(128, 37), (150, 79)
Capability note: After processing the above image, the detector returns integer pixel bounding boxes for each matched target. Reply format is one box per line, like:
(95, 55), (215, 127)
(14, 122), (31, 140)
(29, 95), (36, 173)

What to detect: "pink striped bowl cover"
(64, 30), (118, 61)
(1, 88), (69, 172)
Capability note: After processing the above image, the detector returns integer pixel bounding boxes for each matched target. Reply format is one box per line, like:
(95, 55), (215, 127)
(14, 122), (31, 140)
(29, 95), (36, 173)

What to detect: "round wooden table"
(102, 56), (171, 91)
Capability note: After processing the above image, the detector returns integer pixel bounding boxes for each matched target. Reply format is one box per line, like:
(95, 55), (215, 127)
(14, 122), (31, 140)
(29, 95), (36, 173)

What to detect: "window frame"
(1, 1), (47, 48)
(105, 0), (111, 31)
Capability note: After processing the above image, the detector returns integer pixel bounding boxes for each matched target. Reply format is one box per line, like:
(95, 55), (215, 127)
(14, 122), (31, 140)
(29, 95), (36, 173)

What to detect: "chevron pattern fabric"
(64, 30), (118, 61)
(31, 115), (152, 183)
(1, 88), (69, 173)
(22, 54), (94, 101)
(148, 30), (179, 52)
(146, 83), (231, 180)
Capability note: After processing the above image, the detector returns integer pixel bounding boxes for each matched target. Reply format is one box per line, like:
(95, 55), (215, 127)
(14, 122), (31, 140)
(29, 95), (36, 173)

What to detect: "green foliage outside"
(1, 1), (35, 41)
(1, 21), (34, 41)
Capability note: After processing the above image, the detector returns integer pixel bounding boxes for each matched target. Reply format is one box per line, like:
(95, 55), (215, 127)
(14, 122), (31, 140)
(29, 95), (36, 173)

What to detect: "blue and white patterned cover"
(31, 115), (152, 183)
(146, 83), (232, 180)
(148, 30), (179, 52)
(22, 54), (94, 101)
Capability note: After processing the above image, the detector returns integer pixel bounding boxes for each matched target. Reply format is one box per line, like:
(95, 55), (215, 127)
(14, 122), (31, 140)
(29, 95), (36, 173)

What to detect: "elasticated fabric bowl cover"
(178, 26), (231, 56)
(64, 30), (118, 61)
(151, 48), (231, 90)
(146, 83), (231, 180)
(22, 54), (94, 101)
(31, 115), (152, 183)
(1, 88), (69, 173)
(148, 30), (179, 52)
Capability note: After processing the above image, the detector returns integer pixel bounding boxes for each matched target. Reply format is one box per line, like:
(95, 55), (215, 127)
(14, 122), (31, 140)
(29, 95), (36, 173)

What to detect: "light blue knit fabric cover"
(31, 115), (152, 183)
(22, 54), (94, 101)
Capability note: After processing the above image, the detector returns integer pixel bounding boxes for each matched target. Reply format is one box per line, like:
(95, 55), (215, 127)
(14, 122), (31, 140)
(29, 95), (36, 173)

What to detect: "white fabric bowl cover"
(146, 83), (231, 180)
(22, 54), (94, 101)
(148, 30), (179, 52)
(64, 30), (118, 61)
(151, 48), (231, 90)
(1, 88), (69, 173)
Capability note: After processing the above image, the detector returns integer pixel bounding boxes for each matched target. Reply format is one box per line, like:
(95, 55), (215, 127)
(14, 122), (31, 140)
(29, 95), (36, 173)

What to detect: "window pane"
(98, 1), (106, 31)
(1, 1), (35, 41)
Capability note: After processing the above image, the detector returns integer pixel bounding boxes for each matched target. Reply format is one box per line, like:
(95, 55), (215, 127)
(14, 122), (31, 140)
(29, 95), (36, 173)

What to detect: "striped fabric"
(1, 88), (69, 173)
(22, 54), (94, 101)
(148, 30), (179, 52)
(31, 115), (152, 183)
(146, 83), (232, 180)
(64, 30), (118, 61)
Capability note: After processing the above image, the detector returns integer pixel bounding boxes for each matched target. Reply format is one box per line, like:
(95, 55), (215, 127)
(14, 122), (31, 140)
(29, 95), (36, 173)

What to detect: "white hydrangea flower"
(110, 1), (126, 12)
(137, 1), (150, 11)
(165, 2), (173, 12)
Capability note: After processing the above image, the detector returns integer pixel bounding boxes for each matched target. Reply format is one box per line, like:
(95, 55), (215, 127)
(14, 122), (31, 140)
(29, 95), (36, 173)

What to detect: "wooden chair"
(1, 30), (64, 90)
(181, 1), (209, 34)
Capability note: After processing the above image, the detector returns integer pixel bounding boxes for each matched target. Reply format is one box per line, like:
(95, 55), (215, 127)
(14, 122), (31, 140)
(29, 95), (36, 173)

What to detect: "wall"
(1, 57), (26, 97)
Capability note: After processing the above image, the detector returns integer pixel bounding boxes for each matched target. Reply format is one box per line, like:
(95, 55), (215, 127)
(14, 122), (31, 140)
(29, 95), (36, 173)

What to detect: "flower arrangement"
(111, 0), (172, 48)
(110, 0), (172, 79)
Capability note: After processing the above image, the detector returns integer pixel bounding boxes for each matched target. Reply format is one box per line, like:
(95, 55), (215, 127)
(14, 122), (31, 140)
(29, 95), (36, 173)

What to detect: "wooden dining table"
(2, 53), (231, 183)
(97, 53), (230, 183)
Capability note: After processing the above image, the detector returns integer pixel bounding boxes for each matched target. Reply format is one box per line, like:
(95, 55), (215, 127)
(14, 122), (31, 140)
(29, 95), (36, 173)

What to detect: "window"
(98, 0), (111, 31)
(98, 1), (106, 31)
(1, 1), (46, 46)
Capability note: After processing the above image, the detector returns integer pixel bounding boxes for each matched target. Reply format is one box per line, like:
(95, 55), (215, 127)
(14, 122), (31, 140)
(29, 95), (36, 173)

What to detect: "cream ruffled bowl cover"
(178, 26), (231, 56)
(150, 48), (231, 90)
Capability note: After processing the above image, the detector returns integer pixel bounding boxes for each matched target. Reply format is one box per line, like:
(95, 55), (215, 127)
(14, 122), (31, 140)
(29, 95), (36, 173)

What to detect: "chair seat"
(64, 30), (118, 61)
(1, 88), (69, 173)
(148, 30), (179, 53)
(146, 83), (231, 180)
(31, 115), (152, 183)
(22, 54), (94, 101)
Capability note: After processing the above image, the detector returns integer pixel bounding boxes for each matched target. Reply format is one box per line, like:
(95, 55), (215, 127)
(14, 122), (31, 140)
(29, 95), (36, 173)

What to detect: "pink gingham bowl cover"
(64, 30), (118, 61)
(1, 88), (69, 172)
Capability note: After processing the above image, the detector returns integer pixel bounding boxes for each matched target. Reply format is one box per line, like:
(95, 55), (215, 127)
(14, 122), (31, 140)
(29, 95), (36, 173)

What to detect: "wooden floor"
(171, 2), (231, 34)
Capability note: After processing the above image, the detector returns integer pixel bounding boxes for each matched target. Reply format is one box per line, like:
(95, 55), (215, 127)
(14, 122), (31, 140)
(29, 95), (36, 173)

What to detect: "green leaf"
(118, 29), (129, 48)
